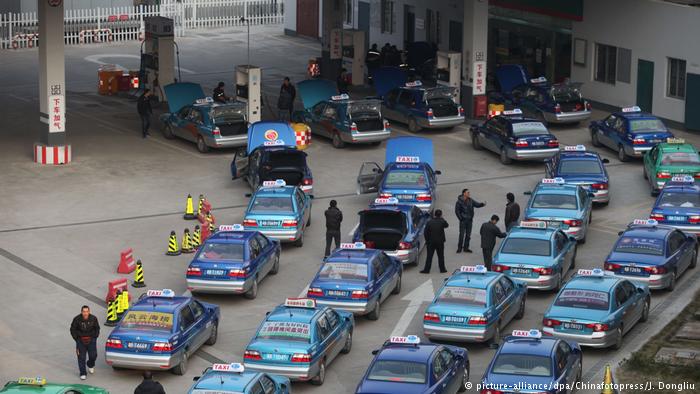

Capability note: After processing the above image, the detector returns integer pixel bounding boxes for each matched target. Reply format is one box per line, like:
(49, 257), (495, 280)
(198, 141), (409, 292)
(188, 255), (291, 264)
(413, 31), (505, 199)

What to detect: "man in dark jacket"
(421, 209), (449, 273)
(337, 68), (349, 94)
(480, 215), (507, 270)
(324, 200), (343, 257)
(277, 77), (296, 121)
(455, 189), (485, 253)
(70, 305), (100, 380)
(134, 371), (166, 394)
(213, 82), (229, 103)
(504, 192), (520, 231)
(137, 89), (153, 138)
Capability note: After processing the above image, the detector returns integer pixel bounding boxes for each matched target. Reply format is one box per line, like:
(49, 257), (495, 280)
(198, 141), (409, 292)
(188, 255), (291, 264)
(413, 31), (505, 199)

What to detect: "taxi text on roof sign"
(502, 108), (522, 116)
(667, 137), (685, 144)
(671, 175), (694, 183)
(212, 363), (245, 373)
(284, 298), (317, 308)
(331, 93), (350, 101)
(577, 268), (605, 277)
(512, 329), (542, 339)
(530, 77), (547, 84)
(633, 219), (658, 226)
(519, 220), (547, 229)
(147, 289), (175, 297)
(460, 265), (487, 273)
(622, 106), (641, 113)
(405, 81), (423, 87)
(389, 335), (420, 344)
(263, 139), (285, 146)
(17, 377), (46, 386)
(340, 242), (366, 249)
(564, 145), (586, 151)
(541, 177), (565, 184)
(396, 156), (420, 163)
(219, 224), (245, 232)
(262, 179), (286, 187)
(374, 197), (399, 205)
(196, 97), (215, 105)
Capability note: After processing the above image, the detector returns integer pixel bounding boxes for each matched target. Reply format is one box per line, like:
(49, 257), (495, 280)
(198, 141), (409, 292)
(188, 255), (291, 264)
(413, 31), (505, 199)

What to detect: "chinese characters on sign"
(472, 61), (486, 95)
(48, 93), (65, 133)
(330, 29), (342, 60)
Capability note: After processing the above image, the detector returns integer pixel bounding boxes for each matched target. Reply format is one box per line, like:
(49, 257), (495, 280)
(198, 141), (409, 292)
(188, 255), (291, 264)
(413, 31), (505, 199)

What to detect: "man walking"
(480, 215), (507, 270)
(70, 305), (100, 380)
(137, 89), (153, 138)
(277, 77), (296, 121)
(134, 371), (166, 394)
(324, 200), (343, 257)
(504, 192), (521, 231)
(421, 209), (449, 273)
(455, 188), (485, 253)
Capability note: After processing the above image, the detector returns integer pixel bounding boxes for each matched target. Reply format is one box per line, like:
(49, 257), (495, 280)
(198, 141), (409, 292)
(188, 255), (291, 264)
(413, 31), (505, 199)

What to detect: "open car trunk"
(359, 210), (407, 250)
(216, 118), (247, 136)
(353, 114), (384, 131)
(264, 168), (304, 186)
(261, 150), (307, 186)
(427, 98), (459, 117)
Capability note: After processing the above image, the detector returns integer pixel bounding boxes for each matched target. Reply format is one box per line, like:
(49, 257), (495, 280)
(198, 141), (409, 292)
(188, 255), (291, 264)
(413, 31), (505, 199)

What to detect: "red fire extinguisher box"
(473, 95), (488, 119)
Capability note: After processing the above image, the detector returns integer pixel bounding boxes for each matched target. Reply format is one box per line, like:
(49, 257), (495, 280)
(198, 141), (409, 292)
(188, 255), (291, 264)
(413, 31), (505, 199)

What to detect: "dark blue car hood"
(495, 65), (529, 93)
(372, 67), (408, 98)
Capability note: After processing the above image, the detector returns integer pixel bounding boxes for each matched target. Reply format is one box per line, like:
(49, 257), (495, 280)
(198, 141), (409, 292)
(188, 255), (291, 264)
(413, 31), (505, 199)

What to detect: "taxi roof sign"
(340, 242), (366, 249)
(541, 177), (565, 184)
(564, 145), (586, 151)
(519, 220), (547, 229)
(396, 156), (420, 163)
(263, 140), (286, 146)
(632, 219), (658, 226)
(512, 329), (542, 339)
(577, 268), (605, 277)
(219, 224), (244, 232)
(16, 377), (46, 386)
(622, 106), (641, 113)
(195, 97), (215, 105)
(262, 179), (286, 187)
(459, 265), (487, 273)
(331, 93), (350, 101)
(502, 108), (522, 116)
(147, 289), (175, 297)
(374, 197), (399, 205)
(670, 175), (694, 183)
(389, 335), (420, 344)
(212, 363), (245, 373)
(405, 81), (423, 87)
(667, 137), (686, 144)
(530, 77), (547, 84)
(284, 298), (317, 308)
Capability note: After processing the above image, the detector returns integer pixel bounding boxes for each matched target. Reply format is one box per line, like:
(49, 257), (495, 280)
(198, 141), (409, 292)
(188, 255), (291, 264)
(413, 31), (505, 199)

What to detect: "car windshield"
(554, 288), (610, 310)
(511, 122), (549, 136)
(559, 159), (603, 175)
(367, 360), (427, 384)
(659, 152), (700, 166)
(531, 193), (578, 210)
(197, 242), (245, 261)
(256, 321), (311, 343)
(629, 118), (667, 133)
(500, 238), (551, 256)
(319, 262), (368, 281)
(120, 311), (174, 332)
(348, 101), (381, 118)
(491, 354), (552, 377)
(249, 196), (294, 212)
(657, 191), (700, 208)
(211, 105), (245, 124)
(550, 84), (582, 102)
(614, 236), (665, 256)
(424, 87), (456, 103)
(384, 170), (427, 187)
(436, 286), (487, 307)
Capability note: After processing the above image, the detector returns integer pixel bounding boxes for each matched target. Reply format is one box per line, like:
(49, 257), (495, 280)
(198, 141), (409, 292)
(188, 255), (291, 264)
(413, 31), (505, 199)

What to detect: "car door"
(395, 90), (416, 124)
(491, 280), (507, 327)
(555, 231), (574, 275)
(308, 102), (328, 136)
(189, 300), (211, 349)
(177, 303), (198, 355)
(357, 162), (384, 194)
(498, 276), (518, 324)
(371, 258), (386, 304)
(439, 347), (461, 393)
(479, 117), (501, 152)
(555, 340), (578, 388)
(545, 155), (558, 178)
(181, 108), (203, 142)
(319, 103), (340, 138)
(597, 115), (616, 148)
(256, 233), (273, 270)
(669, 230), (692, 275)
(620, 280), (643, 324)
(246, 150), (263, 187)
(644, 145), (658, 185)
(324, 309), (344, 361)
(295, 189), (309, 226)
(412, 207), (428, 250)
(248, 237), (265, 277)
(258, 374), (279, 394)
(379, 254), (397, 295)
(430, 349), (450, 393)
(613, 284), (633, 334)
(383, 88), (401, 120)
(611, 117), (628, 149)
(315, 314), (333, 363)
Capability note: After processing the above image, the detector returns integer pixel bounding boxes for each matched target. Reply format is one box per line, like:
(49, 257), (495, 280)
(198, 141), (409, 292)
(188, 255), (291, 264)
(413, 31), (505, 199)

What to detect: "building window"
(344, 0), (353, 26)
(425, 9), (441, 45)
(381, 0), (394, 34)
(595, 43), (617, 85)
(668, 57), (686, 99)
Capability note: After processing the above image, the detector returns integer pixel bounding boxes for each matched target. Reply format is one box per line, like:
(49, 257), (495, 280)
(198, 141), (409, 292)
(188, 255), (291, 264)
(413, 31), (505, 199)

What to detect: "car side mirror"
(371, 349), (379, 355)
(444, 277), (449, 282)
(618, 231), (624, 236)
(524, 191), (532, 195)
(435, 170), (442, 175)
(266, 311), (271, 316)
(310, 195), (315, 199)
(637, 287), (645, 293)
(602, 158), (610, 164)
(245, 193), (252, 198)
(569, 236), (577, 242)
(193, 376), (201, 381)
(489, 343), (500, 350)
(588, 192), (595, 197)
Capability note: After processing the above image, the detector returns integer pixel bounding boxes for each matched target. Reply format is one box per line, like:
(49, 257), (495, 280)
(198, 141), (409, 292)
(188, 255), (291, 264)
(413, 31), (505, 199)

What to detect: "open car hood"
(247, 121), (297, 154)
(372, 67), (408, 98)
(385, 137), (434, 166)
(163, 82), (206, 113)
(297, 79), (337, 110)
(495, 65), (529, 93)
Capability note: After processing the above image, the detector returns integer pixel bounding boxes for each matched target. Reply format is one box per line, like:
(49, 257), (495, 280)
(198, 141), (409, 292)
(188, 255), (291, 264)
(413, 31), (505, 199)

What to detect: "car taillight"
(291, 353), (311, 363)
(591, 183), (608, 190)
(657, 171), (671, 179)
(350, 122), (358, 132)
(650, 213), (665, 221)
(633, 138), (646, 145)
(379, 192), (393, 198)
(575, 102), (583, 111)
(563, 219), (582, 227)
(152, 342), (172, 352)
(555, 104), (562, 114)
(351, 290), (369, 299)
(307, 287), (324, 297)
(694, 172), (700, 179)
(543, 318), (561, 327)
(605, 262), (621, 270)
(384, 121), (391, 131)
(303, 178), (313, 185)
(416, 194), (432, 202)
(585, 323), (609, 332)
(106, 339), (122, 349)
(426, 108), (434, 118)
(282, 219), (298, 227)
(586, 101), (592, 111)
(423, 312), (440, 322)
(644, 266), (666, 274)
(186, 267), (202, 276)
(468, 316), (488, 325)
(533, 267), (553, 275)
(458, 106), (465, 116)
(243, 219), (257, 227)
(213, 127), (221, 136)
(492, 264), (510, 272)
(244, 350), (261, 360)
(398, 241), (412, 250)
(547, 140), (559, 148)
(229, 268), (248, 278)
(515, 139), (529, 148)
(690, 215), (700, 224)
(363, 240), (376, 248)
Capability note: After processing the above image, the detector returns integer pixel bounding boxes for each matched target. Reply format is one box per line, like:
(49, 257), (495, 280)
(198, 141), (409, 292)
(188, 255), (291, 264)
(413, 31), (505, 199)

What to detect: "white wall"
(284, 0), (297, 33)
(571, 0), (700, 123)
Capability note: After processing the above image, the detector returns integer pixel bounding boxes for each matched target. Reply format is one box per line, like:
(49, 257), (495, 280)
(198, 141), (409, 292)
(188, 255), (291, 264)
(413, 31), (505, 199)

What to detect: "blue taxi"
(651, 176), (700, 234)
(231, 122), (313, 194)
(188, 363), (290, 394)
(543, 269), (650, 349)
(496, 64), (592, 124)
(545, 145), (611, 204)
(243, 298), (354, 385)
(589, 106), (674, 162)
(105, 289), (220, 375)
(380, 80), (465, 132)
(161, 83), (248, 153)
(296, 79), (390, 148)
(480, 329), (582, 393)
(523, 178), (593, 242)
(470, 109), (560, 164)
(243, 180), (312, 247)
(306, 242), (402, 320)
(423, 265), (527, 344)
(604, 219), (697, 290)
(356, 137), (440, 212)
(355, 335), (469, 394)
(492, 221), (577, 291)
(352, 197), (430, 265)
(186, 225), (281, 299)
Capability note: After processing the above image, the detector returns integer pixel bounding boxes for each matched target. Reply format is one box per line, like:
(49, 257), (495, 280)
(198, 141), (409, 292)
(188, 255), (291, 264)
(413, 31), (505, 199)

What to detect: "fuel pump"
(337, 29), (365, 86)
(141, 16), (175, 101)
(236, 65), (262, 123)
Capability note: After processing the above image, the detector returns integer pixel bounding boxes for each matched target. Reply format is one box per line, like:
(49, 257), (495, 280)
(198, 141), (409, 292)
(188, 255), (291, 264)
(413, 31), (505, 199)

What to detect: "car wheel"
(489, 323), (501, 346)
(367, 298), (381, 321)
(691, 248), (697, 269)
(618, 145), (628, 162)
(163, 124), (175, 139)
(643, 166), (648, 180)
(197, 136), (209, 153)
(613, 327), (623, 350)
(591, 131), (601, 147)
(244, 276), (258, 299)
(640, 297), (650, 322)
(311, 360), (326, 386)
(553, 273), (563, 292)
(458, 366), (469, 392)
(173, 352), (188, 375)
(408, 117), (420, 132)
(666, 270), (676, 291)
(341, 331), (353, 354)
(651, 187), (659, 197)
(537, 111), (548, 125)
(294, 232), (304, 247)
(500, 148), (512, 165)
(307, 215), (312, 227)
(270, 254), (280, 275)
(332, 132), (346, 149)
(472, 133), (482, 150)
(392, 274), (401, 295)
(205, 322), (218, 345)
(515, 298), (526, 320)
(571, 246), (577, 269)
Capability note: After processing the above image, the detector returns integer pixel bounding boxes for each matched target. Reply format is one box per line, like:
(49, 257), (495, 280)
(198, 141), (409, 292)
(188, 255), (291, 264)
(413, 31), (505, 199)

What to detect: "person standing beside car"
(480, 215), (507, 270)
(137, 89), (153, 138)
(504, 192), (520, 231)
(278, 77), (296, 122)
(324, 200), (343, 257)
(455, 188), (486, 253)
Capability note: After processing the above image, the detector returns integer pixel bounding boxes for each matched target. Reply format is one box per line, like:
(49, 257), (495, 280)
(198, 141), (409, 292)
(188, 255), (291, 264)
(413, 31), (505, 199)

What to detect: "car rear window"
(268, 151), (306, 168)
(657, 191), (700, 208)
(319, 262), (368, 281)
(629, 118), (666, 133)
(554, 288), (610, 310)
(531, 193), (578, 210)
(491, 354), (552, 377)
(121, 311), (174, 332)
(256, 322), (311, 343)
(614, 236), (664, 256)
(384, 170), (427, 187)
(559, 159), (603, 175)
(551, 85), (582, 102)
(659, 152), (700, 166)
(367, 360), (427, 384)
(348, 101), (381, 117)
(197, 242), (245, 261)
(500, 238), (551, 256)
(511, 122), (549, 136)
(436, 286), (487, 307)
(211, 106), (245, 123)
(249, 196), (294, 212)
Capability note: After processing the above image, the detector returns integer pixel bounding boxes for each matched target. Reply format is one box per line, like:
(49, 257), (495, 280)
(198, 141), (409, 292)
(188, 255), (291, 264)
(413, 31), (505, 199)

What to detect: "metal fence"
(0, 0), (283, 50)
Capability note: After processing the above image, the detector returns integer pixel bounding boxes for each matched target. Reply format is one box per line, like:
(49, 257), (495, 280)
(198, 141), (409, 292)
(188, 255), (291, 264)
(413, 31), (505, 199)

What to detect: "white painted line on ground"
(297, 284), (309, 298)
(348, 222), (359, 237)
(390, 279), (434, 337)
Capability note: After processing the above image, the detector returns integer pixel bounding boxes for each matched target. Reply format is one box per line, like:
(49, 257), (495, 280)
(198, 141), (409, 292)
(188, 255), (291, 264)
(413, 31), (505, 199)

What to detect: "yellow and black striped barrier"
(104, 297), (119, 326)
(182, 228), (194, 253)
(132, 259), (146, 288)
(166, 230), (181, 256)
(192, 225), (202, 248)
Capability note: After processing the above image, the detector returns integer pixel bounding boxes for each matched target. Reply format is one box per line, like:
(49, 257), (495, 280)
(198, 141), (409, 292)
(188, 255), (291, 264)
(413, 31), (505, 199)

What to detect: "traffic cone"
(197, 194), (205, 217)
(181, 228), (194, 253)
(205, 210), (216, 226)
(184, 194), (197, 220)
(115, 290), (125, 318)
(104, 298), (119, 326)
(120, 289), (130, 314)
(192, 225), (202, 248)
(201, 222), (211, 242)
(166, 231), (181, 256)
(601, 364), (617, 394)
(208, 221), (215, 235)
(132, 260), (146, 288)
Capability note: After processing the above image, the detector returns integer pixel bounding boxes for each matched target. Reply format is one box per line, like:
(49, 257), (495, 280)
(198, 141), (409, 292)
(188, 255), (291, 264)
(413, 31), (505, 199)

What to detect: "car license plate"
(667, 215), (685, 221)
(623, 266), (643, 274)
(511, 267), (531, 275)
(563, 322), (584, 331)
(259, 220), (280, 227)
(547, 221), (562, 228)
(327, 290), (348, 297)
(206, 269), (225, 276)
(443, 316), (465, 323)
(264, 353), (289, 361)
(649, 139), (661, 143)
(127, 342), (149, 350)
(532, 141), (545, 146)
(397, 194), (414, 200)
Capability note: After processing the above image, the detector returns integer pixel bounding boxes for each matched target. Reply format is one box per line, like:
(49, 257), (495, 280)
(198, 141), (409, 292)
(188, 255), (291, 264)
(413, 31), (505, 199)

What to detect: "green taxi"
(643, 138), (700, 195)
(1, 377), (108, 394)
